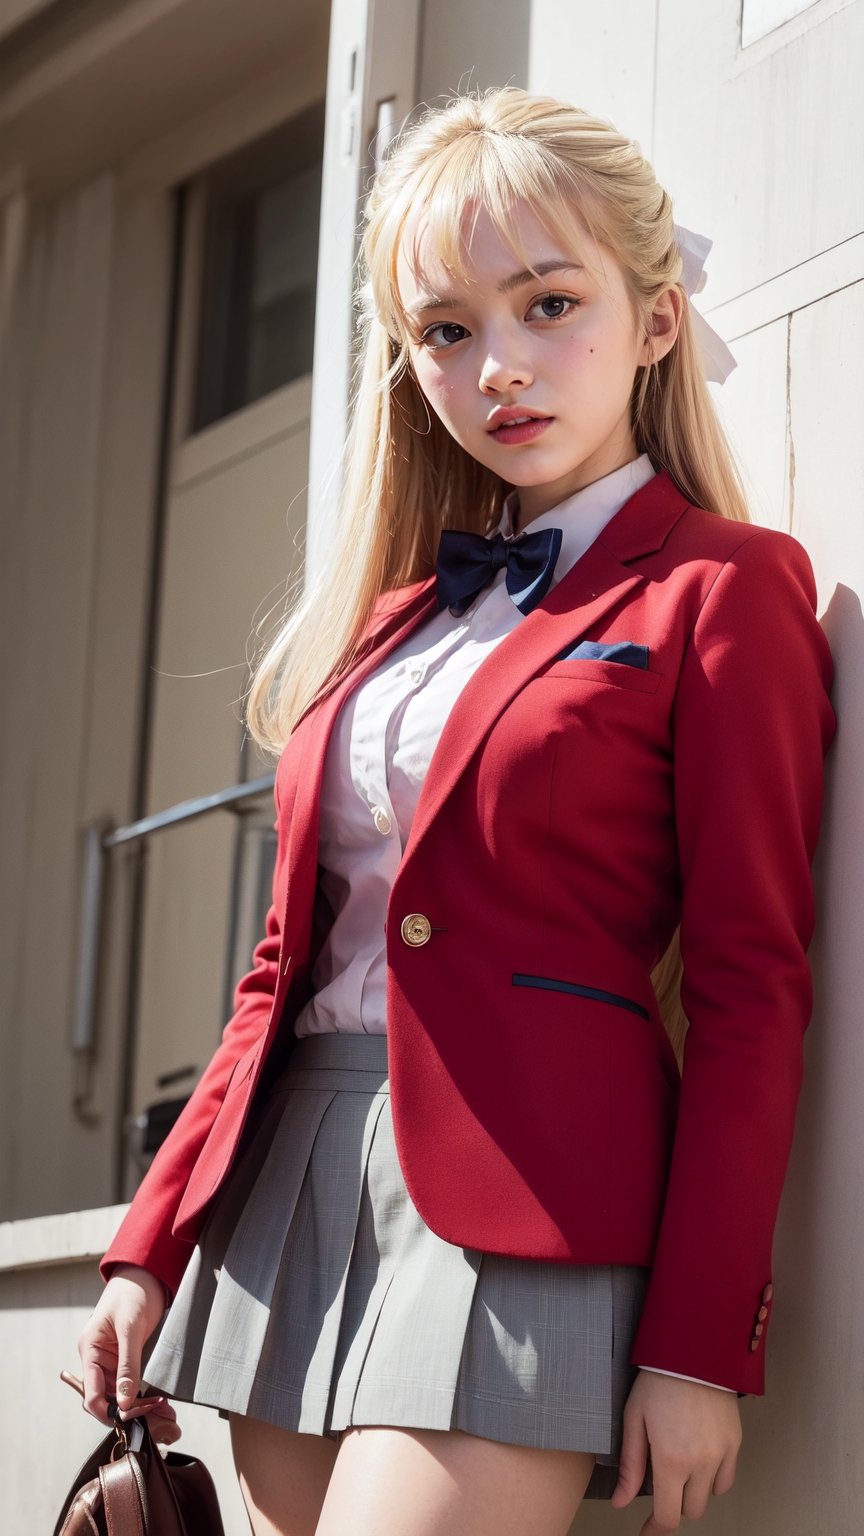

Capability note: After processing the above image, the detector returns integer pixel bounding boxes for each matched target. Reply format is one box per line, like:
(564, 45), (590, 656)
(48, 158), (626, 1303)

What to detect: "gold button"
(401, 913), (432, 946)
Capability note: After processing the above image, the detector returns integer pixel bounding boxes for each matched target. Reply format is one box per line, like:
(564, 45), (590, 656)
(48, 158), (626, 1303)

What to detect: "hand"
(611, 1370), (742, 1531)
(75, 1263), (180, 1445)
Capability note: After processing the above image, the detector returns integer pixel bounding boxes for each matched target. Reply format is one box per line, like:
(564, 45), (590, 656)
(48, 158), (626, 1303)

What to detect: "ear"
(639, 285), (685, 367)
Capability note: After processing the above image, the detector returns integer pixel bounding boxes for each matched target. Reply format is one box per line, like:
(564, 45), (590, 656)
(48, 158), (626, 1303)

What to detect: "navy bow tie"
(435, 525), (563, 617)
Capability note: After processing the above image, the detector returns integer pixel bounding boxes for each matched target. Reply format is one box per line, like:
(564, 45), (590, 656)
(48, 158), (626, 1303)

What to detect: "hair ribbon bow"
(673, 223), (737, 385)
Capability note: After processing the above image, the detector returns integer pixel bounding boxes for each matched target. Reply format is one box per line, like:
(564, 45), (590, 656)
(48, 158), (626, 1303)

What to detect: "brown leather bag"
(54, 1374), (225, 1535)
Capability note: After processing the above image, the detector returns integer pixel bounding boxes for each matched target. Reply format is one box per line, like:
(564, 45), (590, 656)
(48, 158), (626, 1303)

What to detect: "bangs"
(383, 130), (613, 333)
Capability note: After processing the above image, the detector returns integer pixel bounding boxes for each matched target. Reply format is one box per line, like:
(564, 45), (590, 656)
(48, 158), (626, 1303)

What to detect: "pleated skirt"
(142, 1032), (652, 1501)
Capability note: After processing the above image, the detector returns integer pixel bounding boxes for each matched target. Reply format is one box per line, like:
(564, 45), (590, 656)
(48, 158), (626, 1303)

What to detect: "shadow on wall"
(722, 579), (864, 1533)
(784, 577), (864, 1345)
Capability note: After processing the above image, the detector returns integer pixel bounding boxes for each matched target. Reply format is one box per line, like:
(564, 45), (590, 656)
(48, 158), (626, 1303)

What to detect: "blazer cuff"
(637, 1365), (736, 1393)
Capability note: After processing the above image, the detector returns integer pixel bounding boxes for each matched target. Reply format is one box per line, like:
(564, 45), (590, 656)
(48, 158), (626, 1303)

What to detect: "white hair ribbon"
(673, 223), (737, 385)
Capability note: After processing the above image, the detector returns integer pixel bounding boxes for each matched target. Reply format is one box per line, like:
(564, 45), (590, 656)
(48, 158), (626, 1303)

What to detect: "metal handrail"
(103, 773), (276, 847)
(73, 774), (276, 1065)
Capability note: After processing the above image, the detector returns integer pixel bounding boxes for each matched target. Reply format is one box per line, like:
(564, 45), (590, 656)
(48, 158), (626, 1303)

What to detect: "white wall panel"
(653, 0), (863, 308)
(789, 280), (864, 574)
(711, 317), (792, 531)
(527, 0), (657, 144)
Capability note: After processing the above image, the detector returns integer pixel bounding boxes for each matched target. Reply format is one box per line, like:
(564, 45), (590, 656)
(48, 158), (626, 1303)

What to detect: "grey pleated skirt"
(142, 1032), (652, 1501)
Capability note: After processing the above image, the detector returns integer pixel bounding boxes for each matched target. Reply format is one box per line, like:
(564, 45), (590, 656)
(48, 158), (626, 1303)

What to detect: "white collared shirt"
(293, 451), (656, 1040)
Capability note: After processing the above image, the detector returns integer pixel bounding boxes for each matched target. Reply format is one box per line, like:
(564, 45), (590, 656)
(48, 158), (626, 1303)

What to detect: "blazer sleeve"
(629, 527), (836, 1395)
(100, 770), (288, 1301)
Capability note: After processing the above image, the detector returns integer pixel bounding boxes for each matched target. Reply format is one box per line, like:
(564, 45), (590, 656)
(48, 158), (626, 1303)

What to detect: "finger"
(150, 1415), (183, 1446)
(610, 1407), (649, 1508)
(712, 1446), (739, 1497)
(118, 1397), (177, 1424)
(116, 1398), (181, 1445)
(78, 1335), (113, 1423)
(640, 1460), (685, 1533)
(115, 1319), (143, 1409)
(681, 1473), (715, 1521)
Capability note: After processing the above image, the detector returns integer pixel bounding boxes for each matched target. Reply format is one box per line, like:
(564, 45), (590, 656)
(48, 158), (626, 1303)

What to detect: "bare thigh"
(315, 1425), (595, 1536)
(228, 1413), (339, 1536)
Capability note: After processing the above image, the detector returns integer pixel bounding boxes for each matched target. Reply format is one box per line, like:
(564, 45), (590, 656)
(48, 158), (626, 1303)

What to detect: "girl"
(76, 87), (836, 1536)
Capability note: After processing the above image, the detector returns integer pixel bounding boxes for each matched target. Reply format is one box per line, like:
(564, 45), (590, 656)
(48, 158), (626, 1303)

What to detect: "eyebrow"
(407, 261), (584, 315)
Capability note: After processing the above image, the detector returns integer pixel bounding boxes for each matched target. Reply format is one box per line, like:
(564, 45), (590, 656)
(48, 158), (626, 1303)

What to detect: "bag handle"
(99, 1454), (148, 1536)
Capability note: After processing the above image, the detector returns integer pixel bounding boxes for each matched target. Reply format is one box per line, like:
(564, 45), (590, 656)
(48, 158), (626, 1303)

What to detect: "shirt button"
(373, 806), (392, 835)
(407, 662), (424, 684)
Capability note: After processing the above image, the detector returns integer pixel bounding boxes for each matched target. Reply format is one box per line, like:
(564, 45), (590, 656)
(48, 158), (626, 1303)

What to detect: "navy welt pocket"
(539, 659), (662, 691)
(512, 973), (650, 1020)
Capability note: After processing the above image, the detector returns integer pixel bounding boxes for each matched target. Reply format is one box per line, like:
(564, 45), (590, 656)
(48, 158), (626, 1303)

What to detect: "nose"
(478, 347), (533, 395)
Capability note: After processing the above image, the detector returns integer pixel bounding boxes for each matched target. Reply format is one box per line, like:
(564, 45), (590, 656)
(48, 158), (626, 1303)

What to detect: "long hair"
(245, 86), (752, 1064)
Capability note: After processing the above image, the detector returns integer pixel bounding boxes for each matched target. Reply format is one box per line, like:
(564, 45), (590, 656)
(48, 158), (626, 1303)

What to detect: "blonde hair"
(246, 86), (752, 1064)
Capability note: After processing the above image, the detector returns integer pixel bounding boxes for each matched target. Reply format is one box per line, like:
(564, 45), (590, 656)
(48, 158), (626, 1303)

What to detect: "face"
(397, 199), (680, 526)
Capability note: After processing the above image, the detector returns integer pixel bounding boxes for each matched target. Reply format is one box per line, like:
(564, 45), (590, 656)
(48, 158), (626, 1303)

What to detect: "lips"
(487, 414), (554, 446)
(486, 407), (550, 431)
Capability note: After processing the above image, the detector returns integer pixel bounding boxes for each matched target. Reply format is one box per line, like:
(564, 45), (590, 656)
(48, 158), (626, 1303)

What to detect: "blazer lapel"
(282, 468), (691, 916)
(405, 469), (691, 859)
(404, 544), (642, 859)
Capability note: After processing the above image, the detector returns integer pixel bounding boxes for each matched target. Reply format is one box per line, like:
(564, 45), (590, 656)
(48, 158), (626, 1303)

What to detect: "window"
(742, 0), (820, 45)
(193, 99), (324, 430)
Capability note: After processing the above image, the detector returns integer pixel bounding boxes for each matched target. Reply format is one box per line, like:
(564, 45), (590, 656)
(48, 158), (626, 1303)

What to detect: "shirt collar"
(492, 453), (658, 583)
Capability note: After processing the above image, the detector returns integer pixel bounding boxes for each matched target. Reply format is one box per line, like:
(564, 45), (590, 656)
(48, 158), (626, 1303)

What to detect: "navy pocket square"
(555, 640), (649, 668)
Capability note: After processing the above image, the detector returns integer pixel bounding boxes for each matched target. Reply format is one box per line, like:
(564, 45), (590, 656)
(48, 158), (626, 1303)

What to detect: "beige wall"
(0, 168), (170, 1219)
(128, 382), (311, 1176)
(0, 1208), (250, 1533)
(0, 0), (328, 1223)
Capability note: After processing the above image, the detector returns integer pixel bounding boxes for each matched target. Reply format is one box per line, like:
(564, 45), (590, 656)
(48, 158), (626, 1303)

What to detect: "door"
(123, 0), (422, 1195)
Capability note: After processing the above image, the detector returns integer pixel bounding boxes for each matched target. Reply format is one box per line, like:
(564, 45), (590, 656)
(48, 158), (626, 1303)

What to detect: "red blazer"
(102, 469), (836, 1395)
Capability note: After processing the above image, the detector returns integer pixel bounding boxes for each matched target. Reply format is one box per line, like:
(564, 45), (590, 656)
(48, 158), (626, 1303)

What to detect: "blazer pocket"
(556, 640), (650, 668)
(538, 657), (662, 692)
(513, 972), (650, 1020)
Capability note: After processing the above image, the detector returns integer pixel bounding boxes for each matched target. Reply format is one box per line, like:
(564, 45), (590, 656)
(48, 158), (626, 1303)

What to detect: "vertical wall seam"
(785, 310), (795, 534)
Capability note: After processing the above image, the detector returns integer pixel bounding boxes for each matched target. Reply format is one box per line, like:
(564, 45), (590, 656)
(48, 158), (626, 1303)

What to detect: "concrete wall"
(0, 0), (328, 1223)
(0, 1208), (250, 1533)
(0, 166), (169, 1220)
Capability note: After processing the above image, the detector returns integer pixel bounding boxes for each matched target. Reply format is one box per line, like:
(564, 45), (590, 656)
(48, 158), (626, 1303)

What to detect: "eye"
(419, 320), (471, 350)
(526, 292), (583, 321)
